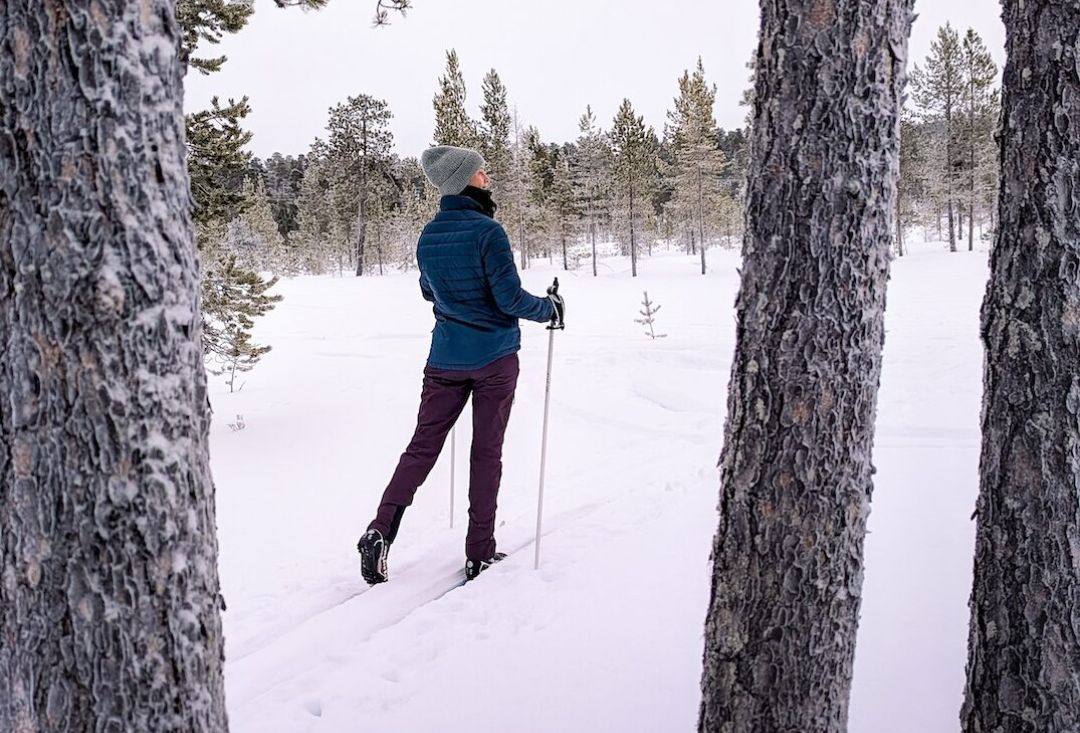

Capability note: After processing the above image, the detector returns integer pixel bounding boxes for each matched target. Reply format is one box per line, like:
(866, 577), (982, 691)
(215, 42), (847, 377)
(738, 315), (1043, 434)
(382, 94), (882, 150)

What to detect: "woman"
(358, 145), (565, 584)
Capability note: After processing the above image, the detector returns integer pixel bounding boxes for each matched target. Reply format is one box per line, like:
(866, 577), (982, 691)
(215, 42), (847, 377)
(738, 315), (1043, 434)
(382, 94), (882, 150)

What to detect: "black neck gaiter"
(461, 185), (497, 218)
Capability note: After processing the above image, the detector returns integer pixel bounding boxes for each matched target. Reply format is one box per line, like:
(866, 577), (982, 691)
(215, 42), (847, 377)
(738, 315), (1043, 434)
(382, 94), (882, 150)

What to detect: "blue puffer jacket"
(418, 195), (555, 370)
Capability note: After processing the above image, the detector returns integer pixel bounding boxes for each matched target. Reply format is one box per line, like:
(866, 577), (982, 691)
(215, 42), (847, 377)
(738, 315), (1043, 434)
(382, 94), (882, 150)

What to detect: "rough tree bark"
(0, 1), (228, 730)
(698, 1), (912, 730)
(961, 2), (1080, 730)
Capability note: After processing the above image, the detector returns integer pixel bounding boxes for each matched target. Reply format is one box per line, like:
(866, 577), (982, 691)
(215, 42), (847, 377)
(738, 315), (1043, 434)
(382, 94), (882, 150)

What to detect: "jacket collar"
(440, 194), (486, 215)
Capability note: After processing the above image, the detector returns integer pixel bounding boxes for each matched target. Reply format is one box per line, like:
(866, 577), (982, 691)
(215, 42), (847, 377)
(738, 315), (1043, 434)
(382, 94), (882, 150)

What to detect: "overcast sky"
(184, 0), (1007, 161)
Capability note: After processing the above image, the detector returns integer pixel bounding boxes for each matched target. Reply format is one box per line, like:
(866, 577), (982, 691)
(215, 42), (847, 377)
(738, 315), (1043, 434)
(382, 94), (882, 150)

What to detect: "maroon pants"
(368, 353), (519, 560)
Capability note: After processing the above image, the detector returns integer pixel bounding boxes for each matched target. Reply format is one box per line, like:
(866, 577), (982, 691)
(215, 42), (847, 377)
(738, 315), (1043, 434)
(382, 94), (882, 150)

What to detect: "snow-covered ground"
(210, 241), (987, 733)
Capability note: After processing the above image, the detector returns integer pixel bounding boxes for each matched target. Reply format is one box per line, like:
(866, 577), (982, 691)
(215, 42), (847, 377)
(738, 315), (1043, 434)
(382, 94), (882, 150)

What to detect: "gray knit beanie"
(421, 145), (485, 195)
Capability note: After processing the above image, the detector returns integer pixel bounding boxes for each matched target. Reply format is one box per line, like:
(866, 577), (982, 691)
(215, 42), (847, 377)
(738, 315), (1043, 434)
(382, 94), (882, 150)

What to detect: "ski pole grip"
(546, 277), (563, 330)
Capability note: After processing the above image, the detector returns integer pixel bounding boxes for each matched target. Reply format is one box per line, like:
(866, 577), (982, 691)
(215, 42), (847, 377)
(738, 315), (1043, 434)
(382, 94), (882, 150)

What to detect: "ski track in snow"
(227, 499), (604, 707)
(212, 246), (987, 733)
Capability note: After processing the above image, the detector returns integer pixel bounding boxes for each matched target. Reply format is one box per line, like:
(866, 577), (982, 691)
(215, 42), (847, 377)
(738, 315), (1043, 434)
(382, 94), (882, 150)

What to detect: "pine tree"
(177, 0), (254, 75)
(179, 1), (326, 382)
(292, 149), (338, 274)
(912, 23), (964, 251)
(201, 256), (283, 391)
(200, 210), (280, 372)
(896, 112), (922, 256)
(549, 151), (577, 270)
(432, 49), (477, 148)
(324, 94), (396, 276)
(962, 4), (1080, 727)
(717, 128), (751, 185)
(1, 3), (228, 728)
(391, 156), (438, 270)
(740, 51), (757, 129)
(263, 152), (307, 239)
(977, 92), (1002, 236)
(571, 105), (614, 277)
(960, 28), (998, 251)
(611, 99), (659, 277)
(699, 0), (913, 727)
(366, 174), (398, 276)
(187, 96), (253, 227)
(652, 133), (677, 255)
(227, 178), (286, 272)
(635, 291), (667, 339)
(479, 69), (512, 196)
(667, 58), (727, 275)
(524, 127), (556, 261)
(716, 127), (750, 248)
(507, 107), (534, 269)
(177, 1), (337, 75)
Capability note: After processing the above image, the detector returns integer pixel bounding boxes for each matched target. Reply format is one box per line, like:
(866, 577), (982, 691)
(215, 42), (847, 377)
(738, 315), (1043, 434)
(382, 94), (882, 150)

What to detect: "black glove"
(547, 281), (565, 329)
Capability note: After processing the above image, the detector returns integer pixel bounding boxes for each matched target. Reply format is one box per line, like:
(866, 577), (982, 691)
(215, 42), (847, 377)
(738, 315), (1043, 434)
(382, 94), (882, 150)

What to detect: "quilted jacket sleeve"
(481, 223), (556, 323)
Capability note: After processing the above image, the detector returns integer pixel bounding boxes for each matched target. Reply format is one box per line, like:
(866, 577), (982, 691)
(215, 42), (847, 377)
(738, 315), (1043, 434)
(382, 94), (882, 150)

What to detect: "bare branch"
(373, 0), (411, 26)
(272, 0), (330, 8)
(268, 0), (411, 28)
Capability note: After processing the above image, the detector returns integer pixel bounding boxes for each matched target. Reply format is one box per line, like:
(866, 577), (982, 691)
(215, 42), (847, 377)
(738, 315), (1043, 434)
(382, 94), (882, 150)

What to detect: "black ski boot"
(357, 529), (390, 585)
(465, 552), (507, 582)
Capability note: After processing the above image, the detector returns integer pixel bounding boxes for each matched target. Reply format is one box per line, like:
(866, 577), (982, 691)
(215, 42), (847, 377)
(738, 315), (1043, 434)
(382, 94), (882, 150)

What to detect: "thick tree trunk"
(962, 3), (1080, 730)
(0, 1), (228, 731)
(698, 1), (911, 730)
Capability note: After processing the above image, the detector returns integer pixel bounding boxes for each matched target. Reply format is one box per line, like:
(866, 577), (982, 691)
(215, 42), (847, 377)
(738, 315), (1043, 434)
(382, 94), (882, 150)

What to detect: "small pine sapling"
(635, 290), (667, 339)
(203, 256), (282, 391)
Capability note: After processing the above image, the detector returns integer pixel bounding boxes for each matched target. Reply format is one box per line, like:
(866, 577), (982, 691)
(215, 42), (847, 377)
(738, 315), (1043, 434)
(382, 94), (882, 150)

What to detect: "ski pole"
(450, 427), (456, 529)
(535, 277), (563, 569)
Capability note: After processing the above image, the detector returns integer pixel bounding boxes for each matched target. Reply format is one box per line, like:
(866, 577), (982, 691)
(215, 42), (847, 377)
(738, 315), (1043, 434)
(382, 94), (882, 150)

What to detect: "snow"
(211, 240), (987, 732)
